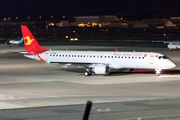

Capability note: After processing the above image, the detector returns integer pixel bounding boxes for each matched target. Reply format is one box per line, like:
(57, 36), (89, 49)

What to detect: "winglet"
(18, 37), (24, 44)
(115, 48), (118, 52)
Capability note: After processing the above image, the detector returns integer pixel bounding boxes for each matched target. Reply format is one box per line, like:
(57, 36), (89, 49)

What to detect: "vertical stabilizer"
(21, 25), (47, 54)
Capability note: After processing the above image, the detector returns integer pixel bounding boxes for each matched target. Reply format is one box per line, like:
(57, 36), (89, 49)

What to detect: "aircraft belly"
(121, 59), (154, 69)
(48, 56), (163, 70)
(120, 60), (138, 68)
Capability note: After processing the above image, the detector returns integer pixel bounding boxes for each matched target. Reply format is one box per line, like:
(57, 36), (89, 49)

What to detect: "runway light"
(70, 38), (78, 41)
(74, 38), (78, 41)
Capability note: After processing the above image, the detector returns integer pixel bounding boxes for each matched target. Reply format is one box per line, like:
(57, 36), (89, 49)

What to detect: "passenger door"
(149, 55), (154, 64)
(44, 53), (48, 61)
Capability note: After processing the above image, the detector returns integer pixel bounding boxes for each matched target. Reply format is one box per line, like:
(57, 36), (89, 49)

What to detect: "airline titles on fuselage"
(114, 53), (147, 57)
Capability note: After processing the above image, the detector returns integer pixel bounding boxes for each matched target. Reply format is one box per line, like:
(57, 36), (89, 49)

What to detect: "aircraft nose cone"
(171, 62), (176, 68)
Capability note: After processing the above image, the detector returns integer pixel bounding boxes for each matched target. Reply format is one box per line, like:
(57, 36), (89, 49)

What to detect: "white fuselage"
(24, 50), (176, 70)
(168, 43), (180, 50)
(9, 40), (20, 44)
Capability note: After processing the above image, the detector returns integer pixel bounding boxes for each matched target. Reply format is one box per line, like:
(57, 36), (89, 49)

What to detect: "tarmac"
(0, 43), (180, 120)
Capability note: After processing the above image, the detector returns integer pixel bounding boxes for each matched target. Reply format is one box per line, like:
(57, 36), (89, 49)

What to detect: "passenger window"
(158, 56), (163, 59)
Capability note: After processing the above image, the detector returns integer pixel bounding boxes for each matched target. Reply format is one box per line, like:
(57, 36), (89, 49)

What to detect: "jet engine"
(92, 65), (110, 75)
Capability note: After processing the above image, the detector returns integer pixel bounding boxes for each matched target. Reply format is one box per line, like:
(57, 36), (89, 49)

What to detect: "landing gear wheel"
(84, 71), (88, 76)
(155, 70), (161, 76)
(169, 48), (172, 51)
(84, 71), (92, 76)
(128, 68), (134, 72)
(156, 73), (160, 76)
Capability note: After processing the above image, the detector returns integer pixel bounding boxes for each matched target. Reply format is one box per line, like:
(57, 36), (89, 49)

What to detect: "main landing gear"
(155, 69), (161, 76)
(84, 68), (92, 76)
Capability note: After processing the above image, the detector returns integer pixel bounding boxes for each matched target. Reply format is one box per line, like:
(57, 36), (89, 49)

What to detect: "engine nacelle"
(93, 65), (110, 75)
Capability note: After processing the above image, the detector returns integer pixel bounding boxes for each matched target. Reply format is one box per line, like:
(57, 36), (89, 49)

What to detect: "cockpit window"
(158, 56), (168, 59)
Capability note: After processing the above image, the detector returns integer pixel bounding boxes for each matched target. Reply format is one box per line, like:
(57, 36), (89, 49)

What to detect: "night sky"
(0, 0), (180, 20)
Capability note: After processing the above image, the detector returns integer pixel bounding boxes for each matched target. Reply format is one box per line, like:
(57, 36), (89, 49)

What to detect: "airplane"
(6, 37), (24, 47)
(152, 40), (180, 51)
(20, 25), (176, 76)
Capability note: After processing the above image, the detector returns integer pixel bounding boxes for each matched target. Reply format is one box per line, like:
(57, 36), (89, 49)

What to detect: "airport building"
(0, 15), (180, 44)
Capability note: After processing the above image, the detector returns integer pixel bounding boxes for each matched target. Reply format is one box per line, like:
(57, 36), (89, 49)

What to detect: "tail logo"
(24, 36), (34, 45)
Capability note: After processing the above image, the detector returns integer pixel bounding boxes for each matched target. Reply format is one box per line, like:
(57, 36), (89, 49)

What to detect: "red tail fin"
(21, 25), (47, 54)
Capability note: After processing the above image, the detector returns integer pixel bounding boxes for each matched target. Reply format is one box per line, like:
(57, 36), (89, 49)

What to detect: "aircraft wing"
(58, 63), (89, 68)
(53, 62), (122, 69)
(53, 62), (100, 69)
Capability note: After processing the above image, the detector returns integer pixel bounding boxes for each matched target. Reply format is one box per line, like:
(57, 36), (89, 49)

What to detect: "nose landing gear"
(155, 69), (161, 76)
